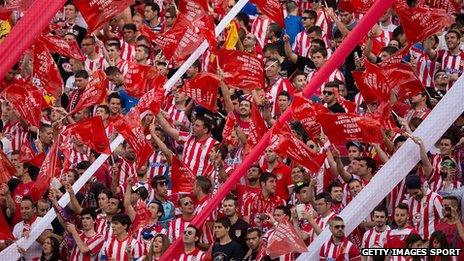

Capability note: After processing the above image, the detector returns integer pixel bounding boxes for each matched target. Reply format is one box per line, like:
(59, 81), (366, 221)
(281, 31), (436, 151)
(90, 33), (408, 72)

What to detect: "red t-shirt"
(236, 184), (261, 216)
(261, 161), (292, 200)
(435, 221), (464, 260)
(12, 181), (35, 225)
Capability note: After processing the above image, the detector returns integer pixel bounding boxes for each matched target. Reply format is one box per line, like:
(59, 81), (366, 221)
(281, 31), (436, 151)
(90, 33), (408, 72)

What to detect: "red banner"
(171, 155), (196, 194)
(33, 40), (63, 98)
(217, 49), (264, 91)
(70, 70), (108, 115)
(0, 150), (15, 184)
(183, 72), (220, 112)
(124, 62), (152, 98)
(426, 0), (460, 14)
(352, 62), (391, 104)
(222, 113), (238, 146)
(266, 219), (308, 259)
(316, 112), (384, 145)
(74, 0), (135, 33)
(137, 84), (165, 114)
(365, 102), (400, 132)
(387, 63), (425, 102)
(2, 83), (46, 127)
(113, 108), (154, 169)
(337, 0), (375, 13)
(394, 3), (453, 44)
(37, 35), (85, 61)
(30, 137), (60, 202)
(291, 94), (323, 139)
(251, 0), (285, 27)
(19, 141), (46, 167)
(64, 116), (111, 155)
(247, 102), (268, 147)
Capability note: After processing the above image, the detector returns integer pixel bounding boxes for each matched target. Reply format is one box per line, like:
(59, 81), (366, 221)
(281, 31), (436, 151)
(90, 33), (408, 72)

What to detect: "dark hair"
(112, 213), (132, 231)
(373, 204), (389, 217)
(307, 25), (323, 36)
(137, 44), (151, 56)
(40, 236), (60, 261)
(394, 135), (407, 147)
(277, 90), (290, 100)
(310, 46), (328, 58)
(429, 230), (449, 249)
(145, 2), (160, 14)
(81, 207), (97, 220)
(122, 23), (137, 32)
(195, 116), (213, 133)
(75, 70), (89, 79)
(149, 200), (165, 217)
(224, 194), (238, 207)
(311, 38), (326, 49)
(303, 10), (317, 19)
(275, 205), (291, 218)
(446, 29), (461, 39)
(330, 215), (344, 224)
(348, 178), (362, 187)
(104, 66), (122, 76)
(76, 160), (91, 171)
(215, 217), (232, 228)
(392, 26), (404, 39)
(259, 172), (276, 185)
(151, 175), (167, 189)
(381, 46), (398, 56)
(268, 23), (282, 38)
(21, 195), (36, 207)
(443, 196), (460, 210)
(186, 224), (201, 239)
(177, 195), (193, 207)
(195, 176), (212, 194)
(96, 104), (110, 115)
(107, 92), (122, 104)
(295, 182), (310, 194)
(315, 192), (332, 203)
(333, 30), (343, 40)
(395, 203), (409, 212)
(246, 227), (262, 237)
(325, 80), (340, 89)
(405, 233), (422, 248)
(263, 43), (280, 54)
(327, 180), (343, 194)
(106, 41), (121, 51)
(82, 35), (96, 44)
(361, 157), (377, 173)
(191, 59), (201, 70)
(109, 195), (124, 212)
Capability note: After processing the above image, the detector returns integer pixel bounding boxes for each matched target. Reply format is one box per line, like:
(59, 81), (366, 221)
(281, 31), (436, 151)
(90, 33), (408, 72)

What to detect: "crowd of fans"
(0, 0), (464, 260)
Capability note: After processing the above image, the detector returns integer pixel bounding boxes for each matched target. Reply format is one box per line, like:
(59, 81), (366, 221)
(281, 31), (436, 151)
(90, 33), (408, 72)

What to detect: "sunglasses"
(323, 91), (334, 95)
(334, 225), (345, 229)
(301, 17), (310, 20)
(165, 16), (172, 19)
(309, 144), (315, 149)
(183, 201), (193, 206)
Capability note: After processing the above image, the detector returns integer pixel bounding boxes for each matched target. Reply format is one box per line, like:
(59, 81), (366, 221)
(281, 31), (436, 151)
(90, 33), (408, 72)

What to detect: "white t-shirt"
(13, 217), (53, 261)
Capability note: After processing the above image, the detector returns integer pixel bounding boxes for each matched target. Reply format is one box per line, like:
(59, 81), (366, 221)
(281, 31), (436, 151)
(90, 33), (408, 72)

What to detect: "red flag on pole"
(64, 116), (111, 155)
(0, 150), (15, 184)
(426, 0), (460, 14)
(316, 112), (384, 145)
(222, 113), (238, 146)
(33, 40), (63, 98)
(113, 108), (154, 169)
(171, 155), (196, 194)
(352, 62), (391, 104)
(19, 142), (46, 167)
(131, 201), (152, 238)
(365, 102), (400, 132)
(124, 62), (152, 98)
(217, 48), (264, 91)
(0, 211), (13, 240)
(37, 35), (85, 61)
(74, 0), (135, 33)
(266, 219), (308, 259)
(137, 84), (165, 114)
(337, 0), (375, 14)
(183, 72), (220, 112)
(247, 102), (268, 147)
(394, 3), (453, 44)
(70, 70), (108, 115)
(387, 63), (425, 102)
(251, 0), (285, 27)
(30, 137), (60, 202)
(291, 94), (323, 139)
(2, 83), (47, 127)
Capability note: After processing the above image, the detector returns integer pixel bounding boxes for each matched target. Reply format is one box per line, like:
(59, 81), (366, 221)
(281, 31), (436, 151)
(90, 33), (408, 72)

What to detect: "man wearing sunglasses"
(322, 81), (346, 113)
(168, 195), (196, 242)
(320, 216), (361, 260)
(179, 225), (205, 260)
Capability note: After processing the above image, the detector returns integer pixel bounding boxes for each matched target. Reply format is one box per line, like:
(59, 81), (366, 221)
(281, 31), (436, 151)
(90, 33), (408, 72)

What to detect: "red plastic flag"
(124, 62), (152, 98)
(352, 62), (391, 104)
(183, 72), (220, 112)
(74, 0), (135, 33)
(252, 0), (285, 27)
(426, 0), (460, 14)
(365, 102), (400, 132)
(113, 108), (154, 169)
(291, 94), (323, 139)
(137, 83), (165, 114)
(2, 83), (46, 127)
(222, 113), (238, 146)
(211, 0), (228, 16)
(333, 88), (357, 113)
(63, 116), (111, 155)
(0, 150), (15, 184)
(316, 112), (384, 145)
(0, 211), (13, 240)
(266, 219), (308, 259)
(30, 137), (60, 202)
(131, 201), (152, 238)
(387, 63), (425, 102)
(19, 141), (46, 167)
(171, 155), (195, 194)
(70, 70), (108, 115)
(271, 125), (326, 173)
(37, 35), (85, 61)
(33, 40), (63, 98)
(217, 48), (264, 91)
(337, 0), (374, 14)
(247, 102), (268, 147)
(394, 4), (453, 44)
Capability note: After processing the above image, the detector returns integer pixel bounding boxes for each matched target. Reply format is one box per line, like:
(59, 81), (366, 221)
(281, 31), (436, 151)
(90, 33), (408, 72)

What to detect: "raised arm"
(149, 121), (173, 163)
(155, 112), (180, 141)
(283, 34), (298, 64)
(124, 179), (136, 221)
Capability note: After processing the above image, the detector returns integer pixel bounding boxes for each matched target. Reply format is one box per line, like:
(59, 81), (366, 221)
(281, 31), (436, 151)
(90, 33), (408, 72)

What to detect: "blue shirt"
(285, 15), (304, 46)
(118, 89), (139, 114)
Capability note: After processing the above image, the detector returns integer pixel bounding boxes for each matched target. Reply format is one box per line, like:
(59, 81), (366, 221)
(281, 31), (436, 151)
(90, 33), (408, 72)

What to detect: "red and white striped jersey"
(266, 77), (294, 116)
(292, 31), (311, 57)
(306, 68), (345, 95)
(319, 237), (361, 261)
(361, 226), (391, 248)
(177, 248), (205, 261)
(135, 222), (167, 246)
(166, 104), (190, 129)
(296, 0), (312, 12)
(178, 132), (218, 176)
(309, 212), (336, 242)
(195, 196), (217, 245)
(2, 120), (27, 151)
(369, 30), (393, 56)
(95, 214), (114, 241)
(85, 55), (107, 73)
(437, 49), (464, 87)
(407, 189), (443, 240)
(103, 235), (146, 261)
(67, 147), (90, 169)
(69, 231), (105, 261)
(116, 59), (130, 76)
(147, 151), (168, 179)
(168, 216), (191, 242)
(263, 228), (295, 261)
(415, 52), (440, 88)
(386, 226), (416, 243)
(243, 193), (286, 232)
(251, 16), (270, 49)
(117, 158), (137, 190)
(386, 179), (407, 217)
(120, 40), (136, 62)
(315, 9), (330, 37)
(105, 124), (115, 139)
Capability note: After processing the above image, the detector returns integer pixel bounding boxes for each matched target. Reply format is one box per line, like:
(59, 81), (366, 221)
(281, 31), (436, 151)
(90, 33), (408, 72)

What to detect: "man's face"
(265, 60), (280, 79)
(339, 11), (353, 25)
(446, 32), (460, 50)
(96, 107), (109, 121)
(180, 197), (195, 215)
(372, 211), (387, 228)
(329, 220), (345, 239)
(315, 198), (330, 215)
(379, 9), (392, 23)
(148, 202), (161, 219)
(37, 201), (49, 217)
(182, 227), (197, 244)
(243, 33), (257, 48)
(144, 6), (157, 21)
(39, 127), (54, 146)
(124, 146), (136, 161)
(108, 98), (122, 115)
(292, 75), (306, 91)
(297, 186), (311, 203)
(247, 167), (260, 182)
(222, 199), (236, 217)
(213, 223), (229, 239)
(81, 39), (95, 55)
(357, 160), (369, 177)
(322, 87), (336, 104)
(186, 65), (198, 78)
(348, 159), (360, 174)
(434, 72), (449, 87)
(155, 180), (168, 197)
(98, 193), (109, 212)
(407, 188), (423, 201)
(64, 5), (77, 20)
(311, 52), (326, 68)
(277, 95), (290, 111)
(394, 208), (409, 228)
(308, 31), (320, 42)
(20, 200), (35, 221)
(238, 100), (251, 117)
(81, 214), (95, 231)
(264, 148), (278, 163)
(74, 77), (88, 90)
(133, 15), (144, 30)
(330, 187), (343, 203)
(111, 221), (126, 236)
(301, 14), (315, 27)
(192, 119), (207, 139)
(262, 178), (277, 194)
(291, 167), (304, 183)
(273, 209), (287, 223)
(442, 198), (458, 218)
(164, 12), (175, 27)
(409, 93), (425, 105)
(174, 88), (187, 104)
(106, 46), (120, 60)
(439, 138), (453, 156)
(123, 29), (136, 43)
(246, 231), (261, 250)
(64, 34), (77, 43)
(107, 198), (121, 215)
(10, 154), (24, 178)
(135, 47), (148, 62)
(348, 181), (362, 197)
